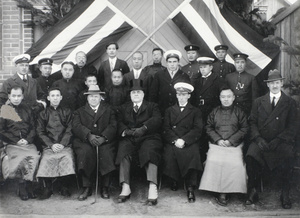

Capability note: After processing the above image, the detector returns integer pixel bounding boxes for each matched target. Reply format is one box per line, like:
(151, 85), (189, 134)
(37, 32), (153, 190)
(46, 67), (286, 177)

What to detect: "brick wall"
(0, 0), (33, 88)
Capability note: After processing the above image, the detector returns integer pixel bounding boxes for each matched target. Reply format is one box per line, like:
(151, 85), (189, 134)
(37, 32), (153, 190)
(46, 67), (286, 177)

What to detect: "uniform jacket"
(36, 106), (73, 150)
(149, 68), (190, 115)
(191, 72), (224, 121)
(72, 64), (97, 82)
(72, 102), (117, 144)
(36, 73), (62, 95)
(206, 105), (248, 146)
(98, 58), (130, 90)
(0, 74), (46, 109)
(143, 63), (166, 89)
(212, 60), (235, 80)
(181, 61), (201, 86)
(0, 103), (35, 144)
(225, 71), (259, 115)
(104, 84), (130, 108)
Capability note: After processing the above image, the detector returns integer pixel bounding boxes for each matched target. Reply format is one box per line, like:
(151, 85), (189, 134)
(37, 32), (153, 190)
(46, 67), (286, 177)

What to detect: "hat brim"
(263, 77), (285, 82)
(84, 91), (106, 95)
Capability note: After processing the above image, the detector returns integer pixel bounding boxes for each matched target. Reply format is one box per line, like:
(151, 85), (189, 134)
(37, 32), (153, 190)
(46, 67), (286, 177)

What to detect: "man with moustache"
(245, 70), (298, 209)
(181, 44), (200, 86)
(98, 42), (130, 90)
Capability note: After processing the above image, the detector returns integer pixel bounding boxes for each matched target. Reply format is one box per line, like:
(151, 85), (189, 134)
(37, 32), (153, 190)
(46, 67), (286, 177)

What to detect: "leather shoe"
(101, 187), (110, 199)
(145, 199), (157, 206)
(39, 187), (53, 200)
(280, 194), (292, 209)
(59, 186), (71, 197)
(117, 194), (131, 203)
(187, 187), (195, 203)
(170, 181), (178, 191)
(216, 194), (228, 206)
(18, 183), (29, 201)
(78, 187), (92, 201)
(245, 188), (259, 205)
(26, 182), (37, 199)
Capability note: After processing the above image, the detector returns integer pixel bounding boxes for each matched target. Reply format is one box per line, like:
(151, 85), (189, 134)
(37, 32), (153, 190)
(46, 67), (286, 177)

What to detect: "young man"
(116, 80), (163, 206)
(72, 85), (117, 201)
(36, 87), (75, 199)
(78, 73), (98, 108)
(212, 45), (235, 80)
(52, 61), (82, 111)
(225, 53), (259, 116)
(163, 82), (203, 203)
(0, 86), (40, 200)
(245, 70), (298, 209)
(149, 50), (190, 115)
(0, 54), (46, 113)
(200, 88), (248, 206)
(143, 48), (166, 80)
(98, 42), (130, 90)
(181, 44), (200, 86)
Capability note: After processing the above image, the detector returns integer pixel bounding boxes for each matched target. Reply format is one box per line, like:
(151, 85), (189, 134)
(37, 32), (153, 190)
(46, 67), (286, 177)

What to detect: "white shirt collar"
(109, 57), (117, 64)
(90, 104), (100, 112)
(179, 102), (188, 107)
(202, 71), (212, 78)
(17, 73), (27, 80)
(270, 91), (281, 101)
(133, 101), (142, 108)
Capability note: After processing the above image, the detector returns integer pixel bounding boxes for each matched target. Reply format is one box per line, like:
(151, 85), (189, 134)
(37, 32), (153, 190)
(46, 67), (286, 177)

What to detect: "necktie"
(271, 96), (276, 110)
(22, 75), (27, 82)
(133, 104), (139, 113)
(110, 60), (114, 72)
(170, 71), (174, 78)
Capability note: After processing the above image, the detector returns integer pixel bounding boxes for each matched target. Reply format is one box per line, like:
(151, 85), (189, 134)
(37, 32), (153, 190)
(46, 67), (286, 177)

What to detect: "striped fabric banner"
(172, 0), (279, 76)
(26, 0), (132, 73)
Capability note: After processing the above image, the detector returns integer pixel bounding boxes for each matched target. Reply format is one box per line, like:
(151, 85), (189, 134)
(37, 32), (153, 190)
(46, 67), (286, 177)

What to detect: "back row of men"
(0, 43), (298, 209)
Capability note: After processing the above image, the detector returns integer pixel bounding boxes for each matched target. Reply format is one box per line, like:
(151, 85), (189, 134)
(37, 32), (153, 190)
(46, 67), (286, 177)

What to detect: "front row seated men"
(246, 70), (298, 209)
(163, 82), (203, 203)
(199, 87), (248, 206)
(36, 87), (76, 199)
(0, 86), (40, 200)
(116, 80), (162, 206)
(72, 85), (117, 201)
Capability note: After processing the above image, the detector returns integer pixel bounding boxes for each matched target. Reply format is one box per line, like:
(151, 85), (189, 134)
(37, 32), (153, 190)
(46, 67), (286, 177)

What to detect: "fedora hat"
(84, 85), (105, 95)
(264, 69), (285, 82)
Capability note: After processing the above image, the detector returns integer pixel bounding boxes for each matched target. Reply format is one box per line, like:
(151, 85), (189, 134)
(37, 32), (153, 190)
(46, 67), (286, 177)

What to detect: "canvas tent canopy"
(26, 0), (279, 75)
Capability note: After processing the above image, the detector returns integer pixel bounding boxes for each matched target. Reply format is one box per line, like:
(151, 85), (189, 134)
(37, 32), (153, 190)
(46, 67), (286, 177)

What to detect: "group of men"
(0, 42), (298, 209)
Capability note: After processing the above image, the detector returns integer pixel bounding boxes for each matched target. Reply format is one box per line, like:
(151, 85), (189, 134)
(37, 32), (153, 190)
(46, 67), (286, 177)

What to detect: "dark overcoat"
(246, 92), (298, 170)
(72, 102), (117, 176)
(143, 63), (166, 89)
(163, 103), (203, 180)
(181, 61), (200, 86)
(149, 68), (190, 115)
(98, 58), (130, 90)
(115, 101), (163, 167)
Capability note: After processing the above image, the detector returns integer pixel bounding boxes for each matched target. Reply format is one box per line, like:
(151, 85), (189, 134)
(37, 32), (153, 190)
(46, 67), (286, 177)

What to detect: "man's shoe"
(170, 181), (178, 191)
(280, 194), (292, 209)
(26, 182), (37, 199)
(18, 182), (29, 201)
(187, 186), (195, 203)
(78, 187), (92, 201)
(245, 188), (258, 205)
(216, 193), (228, 206)
(39, 187), (53, 200)
(118, 194), (131, 203)
(147, 182), (158, 206)
(59, 186), (71, 197)
(145, 199), (157, 206)
(118, 183), (131, 203)
(101, 187), (110, 199)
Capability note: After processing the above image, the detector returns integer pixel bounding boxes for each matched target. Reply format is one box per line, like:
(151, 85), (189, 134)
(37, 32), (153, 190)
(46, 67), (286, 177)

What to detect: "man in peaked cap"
(116, 80), (163, 206)
(0, 54), (46, 113)
(149, 50), (191, 115)
(212, 44), (235, 80)
(225, 53), (259, 116)
(182, 44), (200, 86)
(72, 84), (117, 201)
(163, 82), (203, 203)
(245, 69), (298, 209)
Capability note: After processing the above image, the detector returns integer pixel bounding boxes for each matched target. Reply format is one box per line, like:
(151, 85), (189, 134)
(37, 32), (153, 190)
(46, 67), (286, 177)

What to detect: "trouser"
(81, 170), (111, 188)
(119, 155), (158, 185)
(185, 169), (198, 188)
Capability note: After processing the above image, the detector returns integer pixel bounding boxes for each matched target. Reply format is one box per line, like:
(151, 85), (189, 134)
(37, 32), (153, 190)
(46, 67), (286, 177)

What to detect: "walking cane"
(91, 145), (99, 204)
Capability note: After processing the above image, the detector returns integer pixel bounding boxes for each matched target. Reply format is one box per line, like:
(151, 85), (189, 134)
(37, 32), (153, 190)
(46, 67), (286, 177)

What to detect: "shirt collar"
(133, 101), (142, 108)
(17, 73), (27, 80)
(179, 102), (188, 107)
(109, 57), (117, 64)
(90, 104), (100, 112)
(270, 91), (281, 100)
(202, 72), (212, 78)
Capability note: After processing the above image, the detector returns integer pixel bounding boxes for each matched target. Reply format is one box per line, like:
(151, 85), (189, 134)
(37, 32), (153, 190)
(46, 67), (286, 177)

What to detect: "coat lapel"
(200, 73), (216, 94)
(84, 104), (97, 118)
(94, 103), (107, 122)
(174, 103), (193, 124)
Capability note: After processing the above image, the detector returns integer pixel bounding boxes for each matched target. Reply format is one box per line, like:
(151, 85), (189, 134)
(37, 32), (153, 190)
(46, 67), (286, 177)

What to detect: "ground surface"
(1, 172), (300, 218)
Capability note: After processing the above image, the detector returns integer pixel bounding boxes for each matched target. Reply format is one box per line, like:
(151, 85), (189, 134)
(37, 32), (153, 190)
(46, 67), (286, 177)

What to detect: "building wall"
(0, 0), (33, 87)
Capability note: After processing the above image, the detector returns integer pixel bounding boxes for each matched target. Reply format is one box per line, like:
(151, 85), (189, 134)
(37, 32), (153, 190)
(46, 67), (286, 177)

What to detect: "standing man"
(72, 85), (117, 201)
(149, 50), (190, 115)
(143, 48), (166, 79)
(212, 45), (235, 80)
(245, 70), (298, 209)
(181, 44), (200, 86)
(116, 81), (163, 206)
(0, 54), (46, 112)
(73, 51), (97, 83)
(163, 82), (203, 203)
(98, 42), (130, 90)
(225, 53), (259, 116)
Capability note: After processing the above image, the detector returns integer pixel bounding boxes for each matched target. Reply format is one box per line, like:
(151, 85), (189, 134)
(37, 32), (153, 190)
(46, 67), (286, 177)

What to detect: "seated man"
(245, 70), (298, 209)
(116, 80), (163, 205)
(72, 85), (117, 201)
(0, 86), (40, 200)
(163, 82), (203, 203)
(199, 87), (248, 206)
(36, 87), (75, 199)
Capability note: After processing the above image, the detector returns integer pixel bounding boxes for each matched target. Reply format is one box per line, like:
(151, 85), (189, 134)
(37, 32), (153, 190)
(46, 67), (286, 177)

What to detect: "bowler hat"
(84, 85), (105, 95)
(264, 69), (285, 82)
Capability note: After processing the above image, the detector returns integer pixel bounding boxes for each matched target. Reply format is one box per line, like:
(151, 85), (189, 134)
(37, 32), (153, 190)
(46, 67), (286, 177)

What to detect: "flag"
(172, 0), (279, 76)
(26, 0), (133, 73)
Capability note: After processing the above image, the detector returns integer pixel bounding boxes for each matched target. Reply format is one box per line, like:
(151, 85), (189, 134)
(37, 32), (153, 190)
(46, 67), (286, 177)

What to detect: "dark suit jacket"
(98, 58), (130, 90)
(247, 92), (298, 169)
(149, 68), (190, 115)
